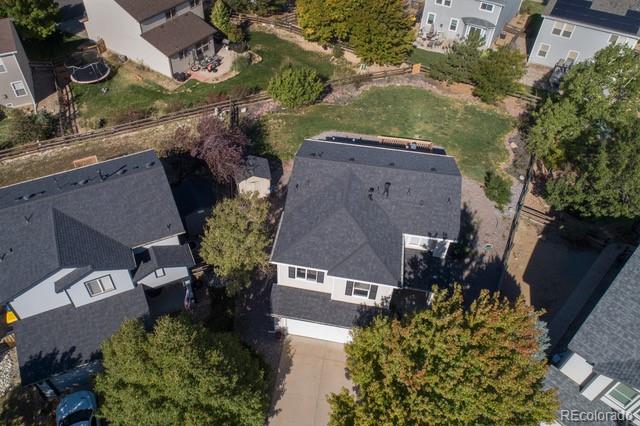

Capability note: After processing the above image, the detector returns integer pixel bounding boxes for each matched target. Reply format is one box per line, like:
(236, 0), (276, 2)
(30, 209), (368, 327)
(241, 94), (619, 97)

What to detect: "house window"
(551, 22), (574, 38)
(85, 275), (115, 297)
(0, 58), (6, 73)
(537, 43), (550, 58)
(609, 34), (619, 45)
(479, 2), (494, 12)
(190, 0), (200, 7)
(345, 281), (379, 300)
(165, 7), (177, 19)
(435, 0), (452, 7)
(426, 12), (436, 25)
(449, 18), (459, 32)
(11, 81), (26, 97)
(607, 383), (639, 408)
(155, 268), (166, 278)
(288, 266), (324, 283)
(566, 50), (579, 62)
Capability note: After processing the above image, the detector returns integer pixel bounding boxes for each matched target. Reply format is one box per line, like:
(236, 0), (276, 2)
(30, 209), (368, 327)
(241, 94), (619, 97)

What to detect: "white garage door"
(279, 318), (352, 343)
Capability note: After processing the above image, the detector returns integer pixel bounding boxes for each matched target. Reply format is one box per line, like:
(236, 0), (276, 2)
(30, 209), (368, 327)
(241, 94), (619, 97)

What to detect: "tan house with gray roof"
(0, 18), (35, 109)
(83, 0), (217, 78)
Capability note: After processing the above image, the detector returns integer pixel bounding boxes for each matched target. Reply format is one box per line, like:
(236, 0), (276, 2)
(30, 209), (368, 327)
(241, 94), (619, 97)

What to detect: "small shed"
(237, 156), (271, 198)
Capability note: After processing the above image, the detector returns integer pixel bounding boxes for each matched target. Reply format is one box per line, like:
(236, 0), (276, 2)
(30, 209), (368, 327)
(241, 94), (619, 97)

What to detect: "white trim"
(479, 2), (494, 12)
(435, 0), (452, 7)
(551, 21), (575, 39)
(155, 268), (166, 278)
(426, 12), (436, 26)
(0, 57), (6, 74)
(542, 15), (640, 39)
(10, 80), (27, 97)
(449, 18), (459, 32)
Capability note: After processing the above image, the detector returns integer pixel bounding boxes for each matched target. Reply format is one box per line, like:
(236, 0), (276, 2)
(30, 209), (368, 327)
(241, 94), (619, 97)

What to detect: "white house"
(269, 135), (462, 343)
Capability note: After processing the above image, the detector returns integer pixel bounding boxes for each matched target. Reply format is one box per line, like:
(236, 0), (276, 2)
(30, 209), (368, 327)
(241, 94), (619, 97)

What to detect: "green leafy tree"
(483, 170), (512, 209)
(0, 0), (59, 40)
(349, 0), (415, 65)
(211, 0), (232, 34)
(250, 0), (286, 15)
(267, 66), (325, 108)
(296, 0), (352, 44)
(429, 32), (483, 83)
(95, 316), (268, 426)
(472, 46), (526, 103)
(527, 45), (640, 218)
(200, 193), (271, 295)
(328, 285), (558, 426)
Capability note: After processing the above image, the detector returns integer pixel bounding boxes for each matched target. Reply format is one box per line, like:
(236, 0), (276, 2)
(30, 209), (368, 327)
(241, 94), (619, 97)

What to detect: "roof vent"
(24, 213), (33, 224)
(116, 168), (127, 175)
(145, 161), (156, 168)
(77, 179), (90, 186)
(419, 200), (424, 206)
(430, 167), (437, 172)
(0, 248), (13, 262)
(383, 182), (391, 198)
(389, 162), (395, 167)
(310, 152), (317, 158)
(368, 187), (374, 201)
(348, 157), (355, 162)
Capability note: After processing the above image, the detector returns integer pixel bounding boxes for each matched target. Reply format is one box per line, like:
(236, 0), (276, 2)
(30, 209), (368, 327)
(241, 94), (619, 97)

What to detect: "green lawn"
(262, 86), (513, 181)
(520, 0), (545, 15)
(73, 31), (342, 127)
(408, 49), (446, 69)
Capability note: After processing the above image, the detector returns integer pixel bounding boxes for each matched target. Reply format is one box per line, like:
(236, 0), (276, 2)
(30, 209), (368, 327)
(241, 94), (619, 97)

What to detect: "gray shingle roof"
(271, 284), (381, 328)
(133, 243), (195, 282)
(544, 366), (617, 426)
(568, 245), (640, 388)
(114, 0), (186, 22)
(14, 285), (150, 385)
(0, 18), (18, 54)
(462, 17), (497, 28)
(0, 150), (184, 304)
(271, 138), (461, 287)
(141, 12), (216, 57)
(545, 0), (640, 36)
(237, 155), (271, 181)
(54, 266), (94, 293)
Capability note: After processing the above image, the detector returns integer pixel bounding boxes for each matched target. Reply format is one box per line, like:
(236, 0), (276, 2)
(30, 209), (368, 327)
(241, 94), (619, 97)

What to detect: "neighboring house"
(0, 18), (36, 109)
(236, 155), (271, 199)
(419, 0), (523, 48)
(270, 135), (462, 343)
(529, 0), (640, 68)
(83, 0), (217, 78)
(545, 245), (640, 425)
(0, 150), (195, 394)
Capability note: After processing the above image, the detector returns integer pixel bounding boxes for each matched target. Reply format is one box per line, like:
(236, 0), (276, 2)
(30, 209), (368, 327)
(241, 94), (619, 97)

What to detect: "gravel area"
(0, 349), (18, 397)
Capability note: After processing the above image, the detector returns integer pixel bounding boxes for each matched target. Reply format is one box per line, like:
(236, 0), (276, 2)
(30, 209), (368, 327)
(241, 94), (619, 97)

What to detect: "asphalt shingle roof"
(237, 155), (271, 181)
(271, 138), (461, 287)
(0, 150), (184, 304)
(133, 243), (195, 282)
(568, 245), (640, 388)
(14, 285), (150, 385)
(545, 0), (640, 36)
(0, 18), (18, 54)
(114, 0), (186, 22)
(271, 285), (381, 328)
(141, 12), (216, 57)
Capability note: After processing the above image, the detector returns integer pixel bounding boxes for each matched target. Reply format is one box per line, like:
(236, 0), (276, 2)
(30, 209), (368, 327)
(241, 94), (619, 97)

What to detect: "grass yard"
(73, 31), (342, 127)
(262, 86), (513, 182)
(408, 49), (446, 69)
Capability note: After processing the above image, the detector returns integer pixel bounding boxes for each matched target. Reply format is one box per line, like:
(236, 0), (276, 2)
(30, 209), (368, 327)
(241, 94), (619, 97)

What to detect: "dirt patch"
(107, 54), (180, 91)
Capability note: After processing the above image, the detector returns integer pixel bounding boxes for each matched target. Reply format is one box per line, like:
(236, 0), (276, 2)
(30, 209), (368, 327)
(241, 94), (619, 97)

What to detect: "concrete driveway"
(268, 336), (352, 426)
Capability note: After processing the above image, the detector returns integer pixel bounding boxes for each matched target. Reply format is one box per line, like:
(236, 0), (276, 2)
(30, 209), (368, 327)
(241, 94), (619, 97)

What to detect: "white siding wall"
(65, 269), (135, 307)
(330, 277), (394, 306)
(140, 1), (205, 32)
(83, 0), (172, 76)
(141, 235), (181, 249)
(9, 269), (75, 319)
(138, 266), (189, 288)
(278, 318), (351, 343)
(275, 263), (332, 294)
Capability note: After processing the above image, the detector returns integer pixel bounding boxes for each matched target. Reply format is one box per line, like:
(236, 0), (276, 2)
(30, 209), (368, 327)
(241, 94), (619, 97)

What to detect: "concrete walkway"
(268, 336), (351, 426)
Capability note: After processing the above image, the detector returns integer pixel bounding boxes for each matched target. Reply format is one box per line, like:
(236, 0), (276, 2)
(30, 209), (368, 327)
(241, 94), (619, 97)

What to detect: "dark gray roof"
(271, 138), (461, 287)
(14, 285), (150, 385)
(237, 156), (271, 181)
(0, 18), (18, 54)
(54, 266), (93, 293)
(462, 17), (497, 28)
(271, 284), (381, 328)
(0, 150), (184, 304)
(133, 243), (195, 282)
(545, 0), (640, 36)
(141, 12), (216, 57)
(114, 0), (185, 22)
(568, 245), (640, 388)
(544, 366), (617, 426)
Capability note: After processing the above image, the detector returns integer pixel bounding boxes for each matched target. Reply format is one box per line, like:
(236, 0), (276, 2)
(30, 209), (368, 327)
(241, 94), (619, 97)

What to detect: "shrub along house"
(269, 135), (462, 343)
(419, 0), (523, 49)
(546, 245), (640, 425)
(0, 151), (195, 395)
(83, 0), (218, 78)
(528, 0), (640, 68)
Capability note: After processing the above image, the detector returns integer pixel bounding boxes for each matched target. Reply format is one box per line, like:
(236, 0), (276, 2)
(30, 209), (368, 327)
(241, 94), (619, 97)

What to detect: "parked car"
(56, 391), (100, 426)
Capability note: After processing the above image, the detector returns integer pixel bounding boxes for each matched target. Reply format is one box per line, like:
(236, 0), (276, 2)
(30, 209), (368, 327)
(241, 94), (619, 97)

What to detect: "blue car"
(55, 391), (100, 426)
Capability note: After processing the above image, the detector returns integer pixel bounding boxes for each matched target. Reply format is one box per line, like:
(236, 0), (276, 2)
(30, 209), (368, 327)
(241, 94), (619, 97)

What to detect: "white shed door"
(279, 318), (352, 343)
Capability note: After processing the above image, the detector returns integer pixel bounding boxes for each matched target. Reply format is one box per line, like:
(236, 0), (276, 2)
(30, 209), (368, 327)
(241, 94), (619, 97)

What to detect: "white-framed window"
(467, 26), (486, 40)
(345, 280), (379, 299)
(606, 383), (640, 409)
(0, 58), (6, 73)
(85, 275), (115, 297)
(10, 81), (26, 97)
(288, 266), (325, 283)
(155, 268), (166, 278)
(479, 2), (494, 12)
(435, 0), (452, 7)
(537, 43), (550, 58)
(449, 18), (459, 32)
(426, 12), (436, 25)
(551, 22), (574, 38)
(566, 50), (579, 62)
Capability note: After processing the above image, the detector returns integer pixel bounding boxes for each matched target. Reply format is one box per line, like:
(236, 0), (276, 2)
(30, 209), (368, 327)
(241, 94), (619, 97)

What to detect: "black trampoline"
(65, 51), (111, 84)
